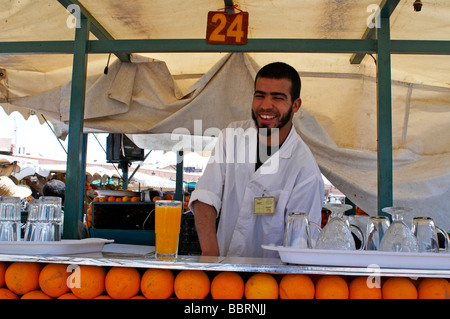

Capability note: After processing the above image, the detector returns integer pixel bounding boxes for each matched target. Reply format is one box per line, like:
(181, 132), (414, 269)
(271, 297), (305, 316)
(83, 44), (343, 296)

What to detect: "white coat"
(189, 120), (324, 258)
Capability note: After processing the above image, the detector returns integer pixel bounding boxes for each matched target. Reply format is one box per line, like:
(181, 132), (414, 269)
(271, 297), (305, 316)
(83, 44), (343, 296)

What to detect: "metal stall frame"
(1, 0), (450, 239)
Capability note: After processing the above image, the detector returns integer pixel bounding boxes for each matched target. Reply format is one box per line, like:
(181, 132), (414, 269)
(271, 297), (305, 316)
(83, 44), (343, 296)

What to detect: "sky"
(0, 107), (108, 163)
(0, 107), (196, 167)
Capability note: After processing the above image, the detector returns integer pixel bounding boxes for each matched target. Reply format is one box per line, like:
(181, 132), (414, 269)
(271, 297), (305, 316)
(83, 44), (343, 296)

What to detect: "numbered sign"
(206, 11), (249, 45)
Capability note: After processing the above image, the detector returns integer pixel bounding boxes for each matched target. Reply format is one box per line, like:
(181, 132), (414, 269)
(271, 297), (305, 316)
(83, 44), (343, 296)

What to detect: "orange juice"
(155, 200), (182, 260)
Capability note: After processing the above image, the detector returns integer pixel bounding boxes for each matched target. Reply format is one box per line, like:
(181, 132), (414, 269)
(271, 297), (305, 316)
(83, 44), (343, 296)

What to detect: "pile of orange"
(0, 261), (448, 299)
(93, 196), (140, 203)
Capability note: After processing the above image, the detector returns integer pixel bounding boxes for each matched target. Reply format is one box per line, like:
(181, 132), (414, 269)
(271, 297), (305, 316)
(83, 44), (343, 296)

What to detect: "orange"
(315, 275), (349, 299)
(21, 290), (52, 299)
(5, 262), (41, 295)
(39, 263), (71, 298)
(211, 271), (244, 299)
(94, 295), (112, 299)
(244, 273), (278, 299)
(93, 197), (99, 202)
(279, 274), (315, 299)
(349, 276), (382, 299)
(107, 196), (116, 202)
(152, 196), (161, 202)
(105, 267), (141, 299)
(57, 292), (79, 299)
(0, 288), (18, 299)
(98, 196), (106, 202)
(382, 277), (417, 299)
(174, 270), (210, 299)
(69, 265), (106, 299)
(163, 193), (174, 200)
(130, 295), (146, 299)
(122, 196), (129, 202)
(140, 268), (174, 299)
(0, 262), (7, 287)
(115, 197), (122, 202)
(131, 196), (140, 202)
(418, 278), (450, 299)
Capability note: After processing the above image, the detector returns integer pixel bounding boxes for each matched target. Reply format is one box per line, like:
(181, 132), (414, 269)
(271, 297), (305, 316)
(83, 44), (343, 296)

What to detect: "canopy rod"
(57, 0), (130, 62)
(40, 114), (68, 155)
(350, 0), (400, 64)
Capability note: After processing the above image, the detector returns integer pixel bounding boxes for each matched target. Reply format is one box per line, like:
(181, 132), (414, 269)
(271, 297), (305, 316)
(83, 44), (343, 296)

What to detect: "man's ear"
(292, 98), (302, 113)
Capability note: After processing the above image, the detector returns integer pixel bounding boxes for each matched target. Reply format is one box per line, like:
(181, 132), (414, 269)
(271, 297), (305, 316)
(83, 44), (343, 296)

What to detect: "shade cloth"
(1, 0), (449, 229)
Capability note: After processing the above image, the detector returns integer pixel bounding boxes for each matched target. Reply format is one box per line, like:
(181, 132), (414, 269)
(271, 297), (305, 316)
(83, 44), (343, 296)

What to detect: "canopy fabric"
(1, 0), (449, 229)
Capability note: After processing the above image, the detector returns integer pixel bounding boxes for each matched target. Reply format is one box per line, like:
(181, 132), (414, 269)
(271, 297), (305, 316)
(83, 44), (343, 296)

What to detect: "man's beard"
(252, 105), (293, 136)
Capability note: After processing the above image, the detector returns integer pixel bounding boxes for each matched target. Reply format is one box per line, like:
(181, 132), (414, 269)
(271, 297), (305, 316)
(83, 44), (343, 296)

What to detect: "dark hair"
(42, 179), (65, 203)
(255, 62), (301, 101)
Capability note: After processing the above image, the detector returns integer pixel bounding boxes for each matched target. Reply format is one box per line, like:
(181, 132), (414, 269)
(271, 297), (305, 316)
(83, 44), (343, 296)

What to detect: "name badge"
(254, 197), (275, 214)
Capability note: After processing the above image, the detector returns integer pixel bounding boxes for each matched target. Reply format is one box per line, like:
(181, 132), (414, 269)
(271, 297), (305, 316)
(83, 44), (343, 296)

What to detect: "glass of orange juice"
(155, 200), (183, 261)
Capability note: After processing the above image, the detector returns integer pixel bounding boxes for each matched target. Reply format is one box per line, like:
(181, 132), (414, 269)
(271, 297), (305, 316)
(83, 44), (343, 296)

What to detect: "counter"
(0, 243), (449, 279)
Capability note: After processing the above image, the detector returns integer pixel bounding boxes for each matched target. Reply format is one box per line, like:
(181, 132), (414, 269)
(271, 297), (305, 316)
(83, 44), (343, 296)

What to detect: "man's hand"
(192, 200), (220, 256)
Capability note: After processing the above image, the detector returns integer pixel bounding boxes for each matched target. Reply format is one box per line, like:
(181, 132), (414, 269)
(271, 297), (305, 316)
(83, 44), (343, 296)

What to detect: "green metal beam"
(89, 38), (377, 54)
(57, 0), (130, 62)
(63, 18), (90, 239)
(1, 39), (449, 55)
(376, 17), (394, 215)
(350, 0), (400, 64)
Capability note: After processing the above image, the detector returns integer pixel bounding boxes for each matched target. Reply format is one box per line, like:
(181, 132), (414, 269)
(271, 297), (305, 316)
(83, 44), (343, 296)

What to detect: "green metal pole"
(376, 16), (394, 216)
(78, 134), (88, 221)
(64, 18), (90, 239)
(174, 151), (184, 202)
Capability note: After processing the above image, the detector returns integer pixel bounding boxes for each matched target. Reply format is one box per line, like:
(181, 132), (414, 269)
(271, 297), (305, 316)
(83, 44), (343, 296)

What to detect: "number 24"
(209, 13), (245, 43)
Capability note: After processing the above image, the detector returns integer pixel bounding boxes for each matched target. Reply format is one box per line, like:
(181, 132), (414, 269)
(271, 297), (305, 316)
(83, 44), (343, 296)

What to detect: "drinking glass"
(36, 196), (62, 241)
(412, 217), (449, 253)
(283, 212), (321, 249)
(380, 207), (418, 252)
(155, 200), (183, 261)
(365, 216), (390, 250)
(24, 198), (40, 241)
(315, 203), (365, 250)
(0, 196), (22, 241)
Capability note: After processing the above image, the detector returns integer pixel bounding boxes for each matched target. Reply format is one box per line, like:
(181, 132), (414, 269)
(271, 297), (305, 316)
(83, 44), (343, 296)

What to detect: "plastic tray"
(262, 245), (450, 270)
(0, 238), (113, 255)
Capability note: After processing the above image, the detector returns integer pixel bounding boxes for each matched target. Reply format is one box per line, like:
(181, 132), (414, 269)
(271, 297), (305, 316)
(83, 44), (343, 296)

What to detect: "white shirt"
(189, 120), (324, 258)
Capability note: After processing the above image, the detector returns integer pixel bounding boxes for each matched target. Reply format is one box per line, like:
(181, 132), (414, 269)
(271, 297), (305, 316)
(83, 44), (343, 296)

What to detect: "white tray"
(0, 238), (113, 256)
(262, 245), (450, 270)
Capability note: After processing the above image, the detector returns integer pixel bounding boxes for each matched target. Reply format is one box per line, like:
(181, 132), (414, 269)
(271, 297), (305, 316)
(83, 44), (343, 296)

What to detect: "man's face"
(251, 77), (301, 133)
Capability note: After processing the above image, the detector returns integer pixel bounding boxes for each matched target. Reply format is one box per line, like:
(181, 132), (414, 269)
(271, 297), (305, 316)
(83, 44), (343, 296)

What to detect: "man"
(189, 62), (324, 257)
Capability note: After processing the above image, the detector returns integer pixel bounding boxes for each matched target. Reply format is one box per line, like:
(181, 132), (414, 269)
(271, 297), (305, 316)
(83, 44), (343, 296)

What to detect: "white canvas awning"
(1, 0), (449, 229)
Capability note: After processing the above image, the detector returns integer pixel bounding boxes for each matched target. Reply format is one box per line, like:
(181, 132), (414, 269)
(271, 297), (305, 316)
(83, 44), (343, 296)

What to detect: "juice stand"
(0, 0), (449, 302)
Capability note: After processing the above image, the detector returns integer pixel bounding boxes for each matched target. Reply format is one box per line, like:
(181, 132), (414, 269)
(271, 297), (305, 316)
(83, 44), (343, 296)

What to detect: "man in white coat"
(189, 62), (324, 258)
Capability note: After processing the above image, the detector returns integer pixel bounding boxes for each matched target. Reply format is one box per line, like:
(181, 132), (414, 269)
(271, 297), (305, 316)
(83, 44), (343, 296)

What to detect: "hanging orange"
(211, 271), (244, 299)
(105, 267), (141, 299)
(39, 263), (71, 298)
(140, 268), (174, 299)
(69, 265), (106, 299)
(0, 288), (18, 299)
(279, 274), (315, 299)
(244, 273), (278, 299)
(174, 270), (210, 299)
(418, 278), (450, 299)
(382, 277), (418, 299)
(5, 262), (42, 296)
(349, 276), (382, 299)
(21, 290), (52, 299)
(315, 275), (349, 299)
